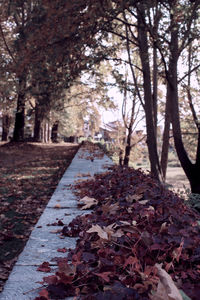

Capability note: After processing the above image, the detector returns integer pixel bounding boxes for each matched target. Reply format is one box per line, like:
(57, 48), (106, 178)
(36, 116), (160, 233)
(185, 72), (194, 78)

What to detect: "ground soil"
(0, 142), (79, 292)
(166, 166), (190, 196)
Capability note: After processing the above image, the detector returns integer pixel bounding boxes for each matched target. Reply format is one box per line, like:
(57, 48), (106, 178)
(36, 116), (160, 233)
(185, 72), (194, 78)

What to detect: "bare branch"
(178, 63), (200, 84)
(123, 12), (144, 109)
(0, 20), (17, 64)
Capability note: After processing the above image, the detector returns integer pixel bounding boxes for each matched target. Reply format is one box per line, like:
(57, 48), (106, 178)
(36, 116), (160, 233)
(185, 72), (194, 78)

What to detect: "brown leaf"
(126, 193), (143, 203)
(79, 196), (98, 210)
(172, 239), (184, 263)
(58, 261), (76, 276)
(87, 224), (108, 240)
(151, 264), (183, 300)
(54, 204), (61, 209)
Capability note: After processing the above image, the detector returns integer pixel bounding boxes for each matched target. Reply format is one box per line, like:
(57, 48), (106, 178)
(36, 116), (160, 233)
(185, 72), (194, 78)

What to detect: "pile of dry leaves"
(36, 163), (200, 300)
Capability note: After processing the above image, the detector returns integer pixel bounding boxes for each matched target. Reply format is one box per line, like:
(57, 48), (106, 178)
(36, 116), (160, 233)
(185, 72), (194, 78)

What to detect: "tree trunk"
(192, 129), (200, 193)
(189, 165), (200, 194)
(43, 122), (47, 143)
(160, 86), (171, 181)
(51, 121), (59, 143)
(13, 76), (26, 142)
(123, 97), (135, 166)
(152, 40), (158, 139)
(2, 114), (11, 141)
(167, 16), (199, 192)
(47, 122), (51, 142)
(137, 5), (161, 181)
(124, 132), (132, 166)
(33, 104), (42, 142)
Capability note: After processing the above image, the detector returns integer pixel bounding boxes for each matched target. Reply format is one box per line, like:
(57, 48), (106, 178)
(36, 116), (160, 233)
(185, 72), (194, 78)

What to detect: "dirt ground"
(0, 142), (79, 292)
(166, 166), (190, 196)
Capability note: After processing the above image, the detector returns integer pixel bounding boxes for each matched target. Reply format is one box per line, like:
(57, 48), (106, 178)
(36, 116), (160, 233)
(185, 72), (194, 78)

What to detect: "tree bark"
(137, 5), (161, 181)
(51, 121), (59, 143)
(167, 16), (199, 192)
(160, 86), (171, 181)
(13, 76), (26, 142)
(192, 129), (200, 193)
(2, 114), (11, 141)
(124, 133), (131, 166)
(33, 104), (42, 142)
(47, 122), (51, 142)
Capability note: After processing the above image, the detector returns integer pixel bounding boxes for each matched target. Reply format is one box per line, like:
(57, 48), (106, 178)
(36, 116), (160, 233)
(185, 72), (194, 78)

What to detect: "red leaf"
(37, 262), (51, 273)
(43, 275), (58, 285)
(39, 288), (49, 299)
(123, 256), (138, 268)
(57, 248), (67, 253)
(93, 271), (112, 282)
(56, 272), (74, 284)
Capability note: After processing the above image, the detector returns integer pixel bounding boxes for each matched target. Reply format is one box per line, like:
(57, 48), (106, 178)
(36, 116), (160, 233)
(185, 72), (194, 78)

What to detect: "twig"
(23, 284), (47, 295)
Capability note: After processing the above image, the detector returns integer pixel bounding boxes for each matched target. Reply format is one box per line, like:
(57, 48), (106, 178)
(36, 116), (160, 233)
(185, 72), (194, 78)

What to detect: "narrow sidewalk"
(0, 145), (113, 300)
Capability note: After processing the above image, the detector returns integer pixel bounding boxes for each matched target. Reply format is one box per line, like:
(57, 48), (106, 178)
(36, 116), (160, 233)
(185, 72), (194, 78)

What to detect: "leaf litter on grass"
(0, 142), (79, 292)
(36, 158), (200, 300)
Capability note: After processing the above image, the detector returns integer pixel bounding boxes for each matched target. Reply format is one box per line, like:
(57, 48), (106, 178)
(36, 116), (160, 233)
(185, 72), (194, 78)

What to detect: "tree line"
(0, 0), (200, 193)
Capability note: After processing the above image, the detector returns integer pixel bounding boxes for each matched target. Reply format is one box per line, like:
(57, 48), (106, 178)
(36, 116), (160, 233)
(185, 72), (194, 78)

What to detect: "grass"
(0, 141), (79, 291)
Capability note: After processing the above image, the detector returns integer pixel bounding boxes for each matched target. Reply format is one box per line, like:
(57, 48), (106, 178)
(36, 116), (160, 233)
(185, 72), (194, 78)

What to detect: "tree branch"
(0, 20), (17, 64)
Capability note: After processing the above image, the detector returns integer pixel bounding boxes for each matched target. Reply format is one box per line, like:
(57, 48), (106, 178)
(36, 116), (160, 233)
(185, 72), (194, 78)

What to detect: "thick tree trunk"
(51, 121), (59, 143)
(13, 76), (26, 142)
(167, 17), (200, 193)
(2, 114), (11, 141)
(137, 6), (161, 181)
(191, 130), (200, 193)
(189, 165), (200, 194)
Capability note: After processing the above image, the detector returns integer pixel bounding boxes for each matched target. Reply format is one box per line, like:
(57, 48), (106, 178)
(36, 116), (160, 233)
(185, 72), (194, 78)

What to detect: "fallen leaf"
(54, 204), (61, 209)
(172, 239), (184, 263)
(126, 193), (143, 203)
(93, 271), (112, 282)
(124, 256), (138, 268)
(39, 288), (49, 299)
(58, 261), (76, 276)
(57, 248), (67, 253)
(87, 224), (108, 240)
(79, 196), (98, 210)
(43, 275), (58, 285)
(151, 263), (183, 300)
(37, 262), (51, 273)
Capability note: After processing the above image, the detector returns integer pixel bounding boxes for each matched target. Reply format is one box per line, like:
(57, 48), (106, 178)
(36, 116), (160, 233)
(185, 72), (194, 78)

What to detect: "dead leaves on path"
(37, 165), (200, 300)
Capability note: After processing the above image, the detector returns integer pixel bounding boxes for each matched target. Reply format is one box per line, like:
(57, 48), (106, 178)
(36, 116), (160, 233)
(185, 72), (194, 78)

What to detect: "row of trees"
(0, 0), (116, 142)
(0, 0), (200, 193)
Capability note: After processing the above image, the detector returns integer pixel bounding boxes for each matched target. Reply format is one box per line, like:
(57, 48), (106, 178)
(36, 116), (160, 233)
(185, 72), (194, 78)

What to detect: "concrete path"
(0, 146), (113, 300)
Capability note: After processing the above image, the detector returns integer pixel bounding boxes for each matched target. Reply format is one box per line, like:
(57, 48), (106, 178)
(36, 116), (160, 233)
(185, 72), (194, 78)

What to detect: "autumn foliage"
(36, 157), (200, 299)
